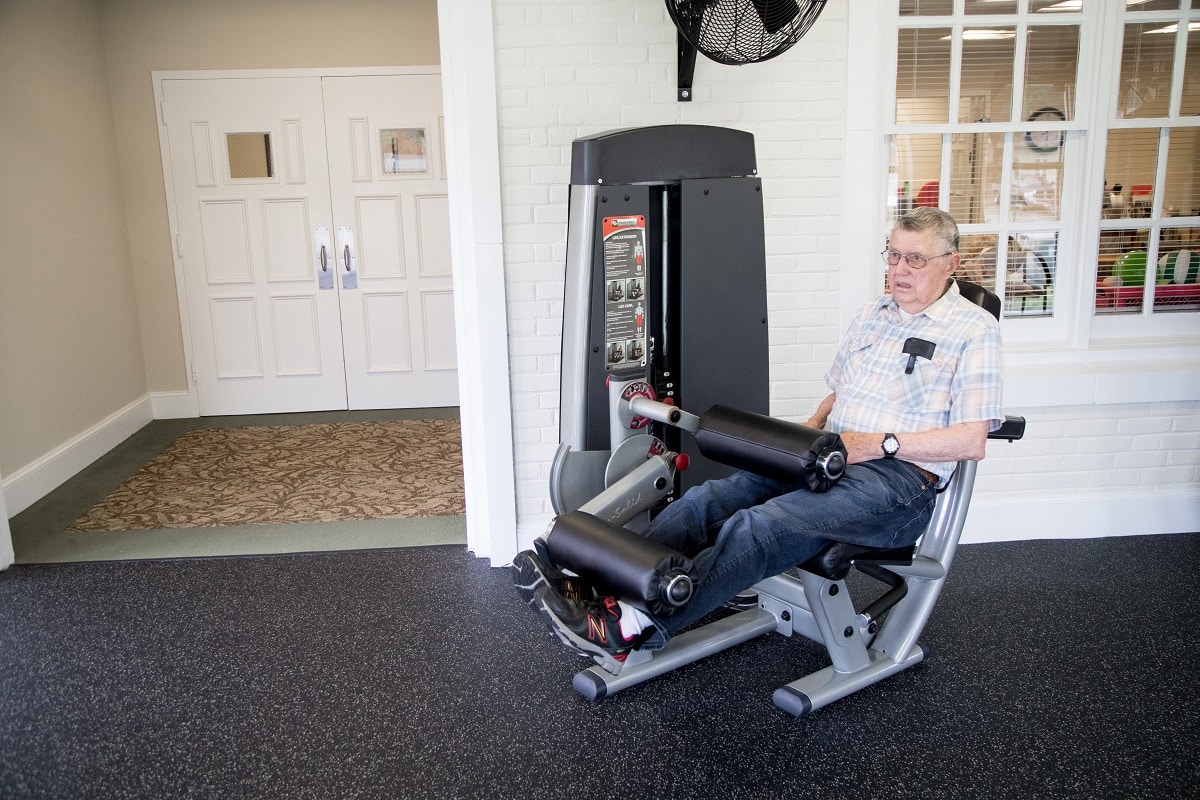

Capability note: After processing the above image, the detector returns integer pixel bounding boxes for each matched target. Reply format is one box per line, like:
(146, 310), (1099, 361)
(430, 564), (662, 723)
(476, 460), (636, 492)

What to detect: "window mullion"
(1010, 20), (1029, 127)
(1168, 15), (1189, 119)
(948, 22), (963, 126)
(1138, 126), (1174, 316)
(995, 133), (1015, 306)
(1073, 0), (1124, 343)
(938, 133), (953, 209)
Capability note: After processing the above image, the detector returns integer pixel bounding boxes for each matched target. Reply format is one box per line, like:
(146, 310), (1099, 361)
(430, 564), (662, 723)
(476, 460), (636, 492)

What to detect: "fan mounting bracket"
(677, 31), (697, 102)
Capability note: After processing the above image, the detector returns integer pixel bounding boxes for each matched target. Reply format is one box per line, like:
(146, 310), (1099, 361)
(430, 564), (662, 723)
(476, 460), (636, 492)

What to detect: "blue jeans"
(639, 459), (937, 649)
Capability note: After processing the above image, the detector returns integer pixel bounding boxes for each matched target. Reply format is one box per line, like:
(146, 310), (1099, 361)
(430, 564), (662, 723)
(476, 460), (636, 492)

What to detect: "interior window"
(1097, 5), (1200, 316)
(889, 5), (1078, 319)
(226, 132), (273, 180)
(888, 0), (1198, 325)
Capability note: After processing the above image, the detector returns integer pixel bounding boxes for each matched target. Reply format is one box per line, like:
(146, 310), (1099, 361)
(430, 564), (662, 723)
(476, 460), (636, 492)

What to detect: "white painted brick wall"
(492, 0), (1200, 534)
(976, 402), (1200, 499)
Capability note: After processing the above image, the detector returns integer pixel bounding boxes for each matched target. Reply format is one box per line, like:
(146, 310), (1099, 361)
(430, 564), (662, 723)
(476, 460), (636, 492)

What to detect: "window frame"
(840, 1), (1200, 408)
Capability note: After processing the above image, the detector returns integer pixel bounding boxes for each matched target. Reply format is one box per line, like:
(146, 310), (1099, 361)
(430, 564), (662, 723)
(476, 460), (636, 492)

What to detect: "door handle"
(336, 226), (358, 290)
(314, 227), (334, 290)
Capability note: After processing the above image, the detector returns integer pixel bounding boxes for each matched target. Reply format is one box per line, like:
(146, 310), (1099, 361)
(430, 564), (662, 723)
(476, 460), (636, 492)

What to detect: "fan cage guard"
(667, 0), (828, 66)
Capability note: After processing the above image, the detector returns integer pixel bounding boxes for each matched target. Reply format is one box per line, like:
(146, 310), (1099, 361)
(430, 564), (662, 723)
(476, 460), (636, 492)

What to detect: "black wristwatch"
(881, 433), (899, 459)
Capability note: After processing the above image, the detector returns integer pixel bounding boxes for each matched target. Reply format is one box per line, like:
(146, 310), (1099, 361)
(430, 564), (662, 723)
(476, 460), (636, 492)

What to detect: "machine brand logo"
(608, 493), (644, 521)
(610, 216), (640, 227)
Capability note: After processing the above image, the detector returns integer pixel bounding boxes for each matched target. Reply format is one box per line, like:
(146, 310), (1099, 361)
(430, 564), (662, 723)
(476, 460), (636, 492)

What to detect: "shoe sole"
(512, 550), (556, 605)
(531, 587), (626, 675)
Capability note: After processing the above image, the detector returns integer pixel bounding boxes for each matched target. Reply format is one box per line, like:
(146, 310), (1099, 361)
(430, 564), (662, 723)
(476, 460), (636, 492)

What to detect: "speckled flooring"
(1, 533), (1197, 799)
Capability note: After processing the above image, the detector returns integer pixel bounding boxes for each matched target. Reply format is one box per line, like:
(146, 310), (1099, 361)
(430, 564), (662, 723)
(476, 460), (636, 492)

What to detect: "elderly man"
(519, 207), (1004, 674)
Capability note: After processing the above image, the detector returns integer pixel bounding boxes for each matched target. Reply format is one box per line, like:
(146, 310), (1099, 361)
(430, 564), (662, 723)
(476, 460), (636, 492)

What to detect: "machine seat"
(799, 541), (915, 582)
(798, 413), (1025, 582)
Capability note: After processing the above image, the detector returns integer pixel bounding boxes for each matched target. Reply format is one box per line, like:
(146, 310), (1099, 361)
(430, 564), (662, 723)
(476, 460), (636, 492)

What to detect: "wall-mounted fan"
(665, 0), (828, 101)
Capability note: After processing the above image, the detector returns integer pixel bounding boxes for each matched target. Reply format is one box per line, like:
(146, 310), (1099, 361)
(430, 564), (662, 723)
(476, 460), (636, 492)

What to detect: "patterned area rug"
(69, 420), (465, 531)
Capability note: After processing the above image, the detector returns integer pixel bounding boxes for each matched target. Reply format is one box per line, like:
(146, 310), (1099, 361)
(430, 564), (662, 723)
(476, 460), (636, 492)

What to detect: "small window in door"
(226, 132), (274, 179)
(380, 127), (429, 175)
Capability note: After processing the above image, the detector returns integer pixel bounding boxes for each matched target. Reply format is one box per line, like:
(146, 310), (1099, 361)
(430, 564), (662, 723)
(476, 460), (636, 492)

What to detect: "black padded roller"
(695, 404), (847, 492)
(544, 511), (694, 616)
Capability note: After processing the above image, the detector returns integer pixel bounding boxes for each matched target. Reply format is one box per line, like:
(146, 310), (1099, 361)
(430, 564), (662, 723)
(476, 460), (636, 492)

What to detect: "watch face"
(883, 434), (900, 456)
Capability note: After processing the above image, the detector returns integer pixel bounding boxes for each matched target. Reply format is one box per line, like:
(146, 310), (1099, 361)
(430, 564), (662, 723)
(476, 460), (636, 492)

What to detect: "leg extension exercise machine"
(541, 125), (1024, 715)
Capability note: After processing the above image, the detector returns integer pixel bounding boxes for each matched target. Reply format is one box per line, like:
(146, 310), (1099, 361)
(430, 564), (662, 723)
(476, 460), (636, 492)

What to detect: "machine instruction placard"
(602, 215), (647, 372)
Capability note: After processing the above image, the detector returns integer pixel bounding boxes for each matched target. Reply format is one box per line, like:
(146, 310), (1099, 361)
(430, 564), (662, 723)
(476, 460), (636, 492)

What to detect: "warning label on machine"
(601, 215), (647, 372)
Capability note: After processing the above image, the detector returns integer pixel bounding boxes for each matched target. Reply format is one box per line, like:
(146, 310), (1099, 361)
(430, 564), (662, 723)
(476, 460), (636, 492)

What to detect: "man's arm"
(839, 422), (989, 465)
(806, 393), (836, 429)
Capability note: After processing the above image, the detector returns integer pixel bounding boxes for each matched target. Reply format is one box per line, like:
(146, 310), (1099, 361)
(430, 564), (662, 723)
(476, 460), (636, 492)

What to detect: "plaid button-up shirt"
(825, 280), (1004, 486)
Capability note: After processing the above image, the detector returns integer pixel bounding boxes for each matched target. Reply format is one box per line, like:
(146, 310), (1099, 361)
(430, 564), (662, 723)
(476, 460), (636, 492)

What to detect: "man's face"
(886, 227), (960, 314)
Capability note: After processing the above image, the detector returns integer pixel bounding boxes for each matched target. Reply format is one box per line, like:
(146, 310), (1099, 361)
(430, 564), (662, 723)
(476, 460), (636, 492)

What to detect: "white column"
(437, 0), (518, 564)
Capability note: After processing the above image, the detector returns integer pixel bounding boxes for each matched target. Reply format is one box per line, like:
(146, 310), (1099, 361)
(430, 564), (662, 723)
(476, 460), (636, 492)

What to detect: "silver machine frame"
(567, 435), (981, 716)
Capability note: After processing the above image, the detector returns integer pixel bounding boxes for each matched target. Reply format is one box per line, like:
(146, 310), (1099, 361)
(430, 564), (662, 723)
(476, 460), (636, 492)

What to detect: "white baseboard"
(151, 390), (198, 419)
(962, 490), (1200, 544)
(2, 395), (154, 517)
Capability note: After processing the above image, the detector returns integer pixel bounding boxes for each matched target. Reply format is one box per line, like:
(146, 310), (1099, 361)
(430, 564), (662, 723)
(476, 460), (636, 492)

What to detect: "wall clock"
(1025, 107), (1066, 154)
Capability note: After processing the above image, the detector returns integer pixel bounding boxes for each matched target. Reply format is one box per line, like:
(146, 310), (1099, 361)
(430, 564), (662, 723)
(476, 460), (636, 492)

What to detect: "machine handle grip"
(628, 396), (700, 433)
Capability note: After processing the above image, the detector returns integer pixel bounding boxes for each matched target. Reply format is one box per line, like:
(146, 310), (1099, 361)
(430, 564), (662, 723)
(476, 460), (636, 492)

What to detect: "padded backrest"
(955, 278), (1001, 320)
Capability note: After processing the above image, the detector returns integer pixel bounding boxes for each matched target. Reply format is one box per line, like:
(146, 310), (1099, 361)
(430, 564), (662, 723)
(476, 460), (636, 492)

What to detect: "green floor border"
(10, 408), (467, 564)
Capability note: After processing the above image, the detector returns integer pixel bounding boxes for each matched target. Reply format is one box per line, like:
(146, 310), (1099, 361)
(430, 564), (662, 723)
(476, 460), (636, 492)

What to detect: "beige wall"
(98, 0), (441, 393)
(0, 0), (438, 478)
(0, 0), (147, 475)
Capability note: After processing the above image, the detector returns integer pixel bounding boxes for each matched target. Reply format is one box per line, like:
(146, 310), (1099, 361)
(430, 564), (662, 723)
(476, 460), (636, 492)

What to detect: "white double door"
(163, 74), (457, 415)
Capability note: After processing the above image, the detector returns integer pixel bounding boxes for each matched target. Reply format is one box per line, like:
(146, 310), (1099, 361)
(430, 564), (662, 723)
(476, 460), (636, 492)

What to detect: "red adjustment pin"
(674, 453), (690, 471)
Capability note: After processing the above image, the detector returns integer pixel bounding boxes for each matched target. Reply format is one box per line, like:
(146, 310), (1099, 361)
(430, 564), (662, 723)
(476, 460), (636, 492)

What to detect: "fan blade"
(751, 0), (801, 35)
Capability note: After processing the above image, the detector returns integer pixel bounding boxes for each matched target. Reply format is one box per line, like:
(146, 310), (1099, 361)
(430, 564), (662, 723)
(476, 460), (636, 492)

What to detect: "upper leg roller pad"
(695, 404), (847, 492)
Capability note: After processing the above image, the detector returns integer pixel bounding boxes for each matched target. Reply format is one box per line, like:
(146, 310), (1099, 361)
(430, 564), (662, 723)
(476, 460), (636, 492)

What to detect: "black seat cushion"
(800, 541), (915, 581)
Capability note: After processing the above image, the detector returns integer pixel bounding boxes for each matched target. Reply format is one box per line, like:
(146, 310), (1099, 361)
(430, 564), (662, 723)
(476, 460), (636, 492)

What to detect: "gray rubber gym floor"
(1, 533), (1197, 799)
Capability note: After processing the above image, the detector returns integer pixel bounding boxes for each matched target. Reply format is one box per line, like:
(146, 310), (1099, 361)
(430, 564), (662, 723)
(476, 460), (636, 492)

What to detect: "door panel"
(363, 292), (413, 371)
(356, 196), (406, 278)
(270, 294), (326, 375)
(163, 77), (347, 415)
(421, 291), (458, 368)
(210, 297), (262, 377)
(322, 75), (459, 409)
(262, 199), (313, 281)
(415, 194), (452, 275)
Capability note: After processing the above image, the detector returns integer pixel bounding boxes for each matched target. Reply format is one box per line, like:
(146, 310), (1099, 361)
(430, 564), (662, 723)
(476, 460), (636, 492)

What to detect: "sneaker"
(531, 586), (652, 675)
(511, 549), (591, 605)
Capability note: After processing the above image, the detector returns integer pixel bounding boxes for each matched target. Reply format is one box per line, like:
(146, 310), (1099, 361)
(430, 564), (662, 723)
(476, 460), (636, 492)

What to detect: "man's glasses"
(881, 249), (955, 270)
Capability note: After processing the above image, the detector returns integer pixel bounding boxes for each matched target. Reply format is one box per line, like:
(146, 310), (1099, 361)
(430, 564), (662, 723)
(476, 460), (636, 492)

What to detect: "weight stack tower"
(550, 125), (770, 516)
